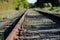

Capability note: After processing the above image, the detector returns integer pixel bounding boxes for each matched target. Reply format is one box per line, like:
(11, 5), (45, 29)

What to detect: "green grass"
(0, 10), (16, 20)
(0, 33), (4, 40)
(34, 7), (60, 13)
(50, 7), (60, 12)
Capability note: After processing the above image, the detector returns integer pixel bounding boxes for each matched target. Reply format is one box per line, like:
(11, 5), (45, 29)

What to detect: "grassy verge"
(0, 10), (17, 21)
(0, 33), (4, 40)
(49, 7), (60, 12)
(34, 7), (60, 13)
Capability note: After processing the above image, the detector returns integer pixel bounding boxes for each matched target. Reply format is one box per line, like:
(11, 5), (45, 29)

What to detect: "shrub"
(48, 3), (52, 7)
(44, 3), (52, 7)
(44, 3), (48, 7)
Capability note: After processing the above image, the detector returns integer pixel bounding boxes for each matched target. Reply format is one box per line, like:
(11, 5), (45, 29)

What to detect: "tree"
(0, 0), (28, 10)
(35, 0), (59, 8)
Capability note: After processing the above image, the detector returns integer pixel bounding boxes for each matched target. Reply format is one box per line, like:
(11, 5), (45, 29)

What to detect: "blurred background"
(0, 0), (60, 11)
(0, 0), (60, 22)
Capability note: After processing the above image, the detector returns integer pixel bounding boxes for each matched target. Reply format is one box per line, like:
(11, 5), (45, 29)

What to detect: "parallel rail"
(5, 10), (27, 40)
(36, 10), (60, 19)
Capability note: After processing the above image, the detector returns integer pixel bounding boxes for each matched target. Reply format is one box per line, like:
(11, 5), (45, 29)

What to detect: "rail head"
(5, 10), (27, 40)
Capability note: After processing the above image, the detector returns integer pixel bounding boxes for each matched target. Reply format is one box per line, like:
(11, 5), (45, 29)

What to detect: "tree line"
(35, 0), (60, 8)
(0, 0), (28, 11)
(0, 0), (60, 10)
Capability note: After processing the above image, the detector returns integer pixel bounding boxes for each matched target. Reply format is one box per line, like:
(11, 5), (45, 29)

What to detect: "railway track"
(16, 9), (60, 40)
(4, 10), (27, 40)
(3, 9), (60, 40)
(0, 9), (26, 40)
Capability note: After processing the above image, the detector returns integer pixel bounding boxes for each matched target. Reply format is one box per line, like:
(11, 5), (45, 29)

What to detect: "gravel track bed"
(16, 9), (60, 40)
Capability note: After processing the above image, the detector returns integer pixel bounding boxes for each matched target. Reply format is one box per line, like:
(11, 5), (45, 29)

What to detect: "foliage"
(48, 3), (52, 7)
(0, 0), (28, 10)
(35, 0), (59, 8)
(44, 3), (48, 7)
(49, 7), (60, 12)
(44, 3), (52, 7)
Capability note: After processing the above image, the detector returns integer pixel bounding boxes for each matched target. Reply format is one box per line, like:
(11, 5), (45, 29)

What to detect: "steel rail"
(6, 10), (27, 40)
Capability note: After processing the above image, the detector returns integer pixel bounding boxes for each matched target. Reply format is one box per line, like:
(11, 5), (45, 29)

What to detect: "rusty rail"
(5, 10), (27, 40)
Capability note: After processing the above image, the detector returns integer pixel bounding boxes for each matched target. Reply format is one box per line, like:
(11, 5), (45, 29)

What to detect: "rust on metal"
(6, 10), (27, 40)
